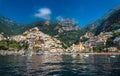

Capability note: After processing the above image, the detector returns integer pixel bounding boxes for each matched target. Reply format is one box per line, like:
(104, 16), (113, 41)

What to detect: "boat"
(36, 53), (43, 56)
(110, 55), (116, 58)
(84, 53), (89, 57)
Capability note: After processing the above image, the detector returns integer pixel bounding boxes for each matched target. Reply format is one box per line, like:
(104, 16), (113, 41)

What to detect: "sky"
(0, 0), (120, 26)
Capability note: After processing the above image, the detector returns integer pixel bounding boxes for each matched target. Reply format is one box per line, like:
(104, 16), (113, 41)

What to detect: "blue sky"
(0, 0), (120, 26)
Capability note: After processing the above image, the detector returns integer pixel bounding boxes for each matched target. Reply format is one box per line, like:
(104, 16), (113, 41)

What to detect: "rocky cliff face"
(56, 18), (80, 32)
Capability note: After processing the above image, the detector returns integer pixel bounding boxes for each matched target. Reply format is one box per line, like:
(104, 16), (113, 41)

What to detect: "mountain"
(83, 5), (120, 35)
(0, 16), (24, 35)
(0, 16), (81, 47)
(1, 5), (120, 52)
(95, 6), (120, 35)
(79, 5), (120, 52)
(20, 19), (81, 47)
(1, 5), (120, 48)
(0, 23), (12, 35)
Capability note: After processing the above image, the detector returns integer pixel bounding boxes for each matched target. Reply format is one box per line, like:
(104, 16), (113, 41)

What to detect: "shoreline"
(0, 50), (120, 56)
(0, 50), (25, 55)
(86, 52), (120, 55)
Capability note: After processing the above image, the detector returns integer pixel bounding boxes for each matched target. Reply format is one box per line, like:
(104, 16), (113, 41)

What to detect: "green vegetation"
(106, 37), (114, 47)
(106, 31), (120, 47)
(93, 45), (108, 52)
(95, 9), (120, 35)
(0, 23), (12, 35)
(57, 30), (81, 47)
(80, 37), (89, 42)
(107, 23), (120, 31)
(0, 15), (82, 47)
(0, 16), (24, 36)
(33, 47), (40, 53)
(18, 21), (81, 47)
(0, 40), (28, 51)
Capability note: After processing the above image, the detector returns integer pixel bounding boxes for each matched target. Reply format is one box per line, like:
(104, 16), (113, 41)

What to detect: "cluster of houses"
(11, 35), (26, 42)
(1, 26), (120, 53)
(70, 31), (120, 52)
(11, 27), (64, 53)
(70, 42), (85, 52)
(0, 33), (3, 41)
(84, 32), (112, 49)
(0, 33), (6, 41)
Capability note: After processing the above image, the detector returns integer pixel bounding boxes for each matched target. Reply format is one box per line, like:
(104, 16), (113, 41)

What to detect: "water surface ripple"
(0, 54), (120, 76)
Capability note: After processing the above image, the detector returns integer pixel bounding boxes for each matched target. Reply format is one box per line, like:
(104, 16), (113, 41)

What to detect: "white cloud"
(56, 16), (64, 21)
(35, 8), (52, 20)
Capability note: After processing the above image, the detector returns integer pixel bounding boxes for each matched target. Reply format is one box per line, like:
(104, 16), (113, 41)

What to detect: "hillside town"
(12, 27), (64, 53)
(69, 29), (120, 53)
(0, 27), (120, 55)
